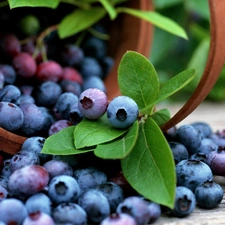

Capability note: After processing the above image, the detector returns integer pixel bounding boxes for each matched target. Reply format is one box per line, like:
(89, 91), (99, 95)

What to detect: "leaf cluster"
(42, 51), (196, 208)
(7, 0), (188, 40)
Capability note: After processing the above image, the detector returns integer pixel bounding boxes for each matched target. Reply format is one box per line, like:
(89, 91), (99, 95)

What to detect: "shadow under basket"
(0, 0), (154, 155)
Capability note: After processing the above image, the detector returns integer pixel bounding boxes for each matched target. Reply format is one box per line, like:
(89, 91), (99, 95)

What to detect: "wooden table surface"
(153, 101), (225, 224)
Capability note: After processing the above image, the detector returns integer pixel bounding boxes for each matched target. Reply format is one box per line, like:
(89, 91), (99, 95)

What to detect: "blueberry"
(0, 198), (28, 224)
(48, 175), (80, 205)
(145, 200), (161, 223)
(170, 186), (196, 217)
(9, 150), (40, 172)
(21, 136), (46, 154)
(175, 124), (202, 155)
(78, 88), (108, 120)
(0, 72), (4, 88)
(74, 166), (108, 192)
(25, 193), (52, 215)
(43, 159), (73, 180)
(168, 141), (189, 164)
(48, 119), (73, 136)
(60, 44), (84, 67)
(206, 146), (225, 175)
(60, 79), (82, 96)
(19, 103), (45, 136)
(100, 213), (137, 225)
(53, 92), (79, 120)
(0, 64), (17, 84)
(69, 103), (83, 124)
(176, 159), (213, 192)
(100, 56), (114, 79)
(107, 96), (139, 129)
(191, 121), (212, 138)
(80, 56), (103, 79)
(22, 211), (55, 225)
(195, 180), (223, 209)
(35, 81), (62, 107)
(8, 165), (49, 199)
(116, 196), (150, 225)
(52, 202), (87, 225)
(0, 84), (21, 103)
(17, 94), (35, 105)
(0, 101), (24, 131)
(78, 189), (110, 223)
(82, 75), (106, 92)
(197, 138), (218, 155)
(96, 181), (124, 213)
(82, 36), (107, 60)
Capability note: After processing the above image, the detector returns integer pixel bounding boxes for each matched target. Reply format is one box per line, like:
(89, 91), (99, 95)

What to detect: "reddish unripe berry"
(36, 60), (63, 82)
(12, 52), (37, 78)
(8, 165), (49, 199)
(62, 67), (83, 84)
(0, 33), (21, 58)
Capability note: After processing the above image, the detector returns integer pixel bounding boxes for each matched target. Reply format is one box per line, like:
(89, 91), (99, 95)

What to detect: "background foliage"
(151, 0), (225, 102)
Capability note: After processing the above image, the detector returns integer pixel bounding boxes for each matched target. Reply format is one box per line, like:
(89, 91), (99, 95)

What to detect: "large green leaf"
(151, 68), (196, 106)
(118, 51), (160, 115)
(117, 7), (188, 40)
(41, 126), (94, 155)
(121, 117), (176, 208)
(94, 120), (139, 159)
(7, 0), (60, 8)
(74, 114), (127, 149)
(58, 7), (106, 39)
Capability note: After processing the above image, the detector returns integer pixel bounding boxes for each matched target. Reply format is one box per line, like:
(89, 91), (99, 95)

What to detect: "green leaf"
(121, 117), (176, 208)
(58, 7), (106, 39)
(74, 114), (127, 149)
(94, 120), (139, 159)
(7, 0), (60, 8)
(151, 108), (171, 126)
(117, 7), (188, 40)
(153, 68), (196, 105)
(118, 51), (160, 115)
(41, 126), (94, 155)
(99, 0), (117, 20)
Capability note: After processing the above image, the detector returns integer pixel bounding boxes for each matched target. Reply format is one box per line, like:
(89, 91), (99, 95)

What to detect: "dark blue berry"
(170, 186), (196, 217)
(25, 192), (52, 215)
(195, 180), (223, 209)
(169, 141), (189, 164)
(78, 189), (110, 224)
(0, 84), (21, 103)
(53, 92), (79, 120)
(0, 102), (24, 131)
(0, 64), (17, 84)
(197, 138), (218, 155)
(191, 121), (212, 138)
(107, 96), (139, 129)
(82, 75), (106, 92)
(175, 124), (202, 156)
(35, 81), (62, 107)
(176, 159), (213, 192)
(43, 159), (73, 180)
(52, 202), (87, 225)
(96, 181), (124, 213)
(116, 196), (150, 225)
(0, 198), (28, 224)
(74, 166), (108, 193)
(48, 175), (80, 205)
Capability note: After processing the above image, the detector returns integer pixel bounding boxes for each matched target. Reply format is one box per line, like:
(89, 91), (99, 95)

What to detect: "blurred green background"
(150, 0), (225, 103)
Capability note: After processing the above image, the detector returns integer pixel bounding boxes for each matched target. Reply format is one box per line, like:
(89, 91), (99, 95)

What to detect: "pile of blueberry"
(0, 117), (225, 224)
